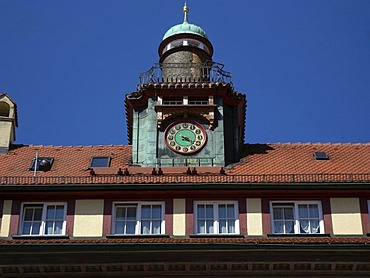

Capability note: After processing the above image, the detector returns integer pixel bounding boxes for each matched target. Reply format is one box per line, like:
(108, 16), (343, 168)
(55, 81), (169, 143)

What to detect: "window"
(314, 152), (329, 160)
(162, 100), (183, 105)
(29, 157), (54, 172)
(20, 203), (66, 236)
(0, 102), (10, 117)
(194, 201), (239, 235)
(113, 202), (165, 235)
(271, 201), (323, 234)
(90, 156), (111, 168)
(189, 100), (208, 105)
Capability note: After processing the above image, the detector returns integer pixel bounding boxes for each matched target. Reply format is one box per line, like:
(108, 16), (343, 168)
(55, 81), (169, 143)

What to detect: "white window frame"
(112, 202), (165, 235)
(270, 201), (324, 234)
(19, 202), (67, 236)
(194, 201), (239, 235)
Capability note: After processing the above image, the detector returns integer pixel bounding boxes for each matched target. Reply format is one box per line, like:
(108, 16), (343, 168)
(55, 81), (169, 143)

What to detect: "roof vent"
(314, 152), (329, 160)
(29, 157), (54, 172)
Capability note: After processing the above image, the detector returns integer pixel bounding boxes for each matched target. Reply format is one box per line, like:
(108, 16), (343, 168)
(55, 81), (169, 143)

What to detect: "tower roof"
(162, 3), (208, 40)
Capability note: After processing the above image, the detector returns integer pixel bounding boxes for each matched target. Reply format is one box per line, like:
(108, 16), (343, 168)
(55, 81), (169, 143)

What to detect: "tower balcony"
(138, 62), (232, 90)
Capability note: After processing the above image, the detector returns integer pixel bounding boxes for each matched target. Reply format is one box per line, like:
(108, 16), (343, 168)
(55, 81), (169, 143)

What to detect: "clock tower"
(125, 4), (246, 167)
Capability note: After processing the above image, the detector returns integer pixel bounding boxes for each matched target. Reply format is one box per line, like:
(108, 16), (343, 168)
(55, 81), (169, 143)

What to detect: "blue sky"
(1, 0), (369, 146)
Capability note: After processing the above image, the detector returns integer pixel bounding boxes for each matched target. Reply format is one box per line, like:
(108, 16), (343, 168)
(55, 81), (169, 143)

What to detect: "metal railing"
(0, 173), (369, 185)
(159, 157), (216, 167)
(138, 62), (232, 90)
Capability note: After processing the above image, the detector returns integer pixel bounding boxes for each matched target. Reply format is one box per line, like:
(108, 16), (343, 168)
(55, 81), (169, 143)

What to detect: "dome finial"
(183, 2), (189, 23)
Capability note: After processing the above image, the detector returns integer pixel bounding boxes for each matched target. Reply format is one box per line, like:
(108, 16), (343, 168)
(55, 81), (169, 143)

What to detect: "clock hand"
(181, 134), (194, 143)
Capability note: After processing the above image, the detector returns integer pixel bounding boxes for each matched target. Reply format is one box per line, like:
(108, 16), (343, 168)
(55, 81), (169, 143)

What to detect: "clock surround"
(164, 120), (207, 155)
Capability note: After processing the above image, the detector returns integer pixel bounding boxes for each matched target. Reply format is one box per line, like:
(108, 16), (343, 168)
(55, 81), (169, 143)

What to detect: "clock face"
(164, 121), (207, 154)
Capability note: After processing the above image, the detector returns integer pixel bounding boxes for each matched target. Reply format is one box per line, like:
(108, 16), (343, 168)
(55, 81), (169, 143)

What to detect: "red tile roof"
(0, 145), (131, 177)
(0, 143), (369, 184)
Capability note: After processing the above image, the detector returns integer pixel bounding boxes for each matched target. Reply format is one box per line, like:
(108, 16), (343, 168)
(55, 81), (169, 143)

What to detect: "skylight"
(90, 156), (111, 168)
(29, 157), (54, 172)
(314, 152), (329, 160)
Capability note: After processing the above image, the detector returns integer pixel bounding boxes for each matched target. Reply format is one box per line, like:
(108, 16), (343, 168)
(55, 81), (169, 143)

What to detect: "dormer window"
(90, 156), (111, 168)
(29, 157), (54, 172)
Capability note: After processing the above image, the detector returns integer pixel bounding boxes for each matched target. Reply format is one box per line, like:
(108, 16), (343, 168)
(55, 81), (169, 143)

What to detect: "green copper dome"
(162, 4), (208, 41)
(163, 22), (208, 40)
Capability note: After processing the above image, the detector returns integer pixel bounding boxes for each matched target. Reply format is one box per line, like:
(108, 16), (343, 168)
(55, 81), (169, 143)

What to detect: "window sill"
(12, 235), (70, 240)
(267, 234), (330, 238)
(189, 234), (244, 238)
(106, 234), (170, 238)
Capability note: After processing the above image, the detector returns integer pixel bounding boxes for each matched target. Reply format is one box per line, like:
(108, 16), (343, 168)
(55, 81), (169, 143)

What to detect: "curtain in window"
(218, 204), (235, 234)
(141, 205), (162, 235)
(298, 204), (320, 234)
(273, 206), (294, 233)
(197, 204), (214, 234)
(115, 206), (137, 234)
(45, 205), (64, 235)
(22, 206), (43, 235)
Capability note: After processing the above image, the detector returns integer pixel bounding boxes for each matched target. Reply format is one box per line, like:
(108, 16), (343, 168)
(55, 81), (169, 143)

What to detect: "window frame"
(270, 201), (324, 235)
(194, 201), (239, 235)
(19, 202), (67, 236)
(112, 201), (165, 236)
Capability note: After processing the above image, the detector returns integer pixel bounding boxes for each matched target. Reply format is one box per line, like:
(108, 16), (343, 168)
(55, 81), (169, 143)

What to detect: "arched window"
(0, 102), (10, 117)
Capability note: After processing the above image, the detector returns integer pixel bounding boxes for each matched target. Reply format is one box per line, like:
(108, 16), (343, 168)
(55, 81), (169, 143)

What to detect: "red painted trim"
(186, 198), (194, 235)
(9, 200), (21, 236)
(0, 200), (3, 233)
(360, 198), (369, 234)
(66, 200), (75, 236)
(238, 198), (247, 235)
(165, 198), (173, 235)
(103, 199), (112, 236)
(261, 198), (271, 235)
(322, 198), (333, 235)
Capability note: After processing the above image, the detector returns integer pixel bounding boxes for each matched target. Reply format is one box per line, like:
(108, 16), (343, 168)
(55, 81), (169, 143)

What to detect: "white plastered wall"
(330, 198), (363, 235)
(247, 198), (263, 236)
(0, 200), (12, 237)
(73, 200), (104, 237)
(173, 199), (186, 236)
